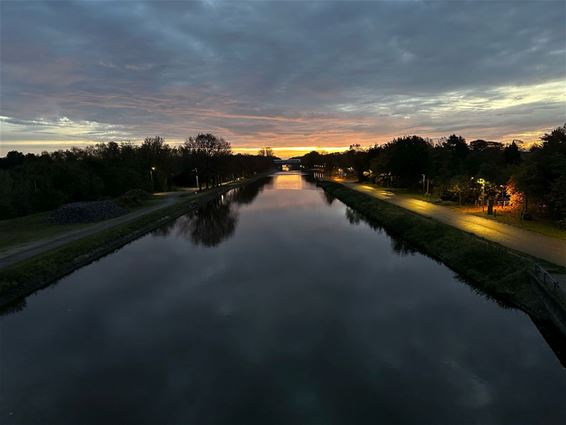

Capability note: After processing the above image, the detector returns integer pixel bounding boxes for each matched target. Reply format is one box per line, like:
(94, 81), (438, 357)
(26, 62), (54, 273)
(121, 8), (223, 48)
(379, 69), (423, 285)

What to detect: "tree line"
(0, 134), (274, 219)
(300, 125), (566, 223)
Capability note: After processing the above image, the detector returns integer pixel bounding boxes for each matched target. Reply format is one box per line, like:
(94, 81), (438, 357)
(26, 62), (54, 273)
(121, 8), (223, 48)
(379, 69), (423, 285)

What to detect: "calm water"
(1, 172), (565, 424)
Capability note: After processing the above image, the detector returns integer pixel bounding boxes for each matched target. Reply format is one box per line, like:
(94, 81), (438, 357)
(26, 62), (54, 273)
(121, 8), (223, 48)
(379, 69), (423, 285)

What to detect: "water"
(1, 172), (565, 424)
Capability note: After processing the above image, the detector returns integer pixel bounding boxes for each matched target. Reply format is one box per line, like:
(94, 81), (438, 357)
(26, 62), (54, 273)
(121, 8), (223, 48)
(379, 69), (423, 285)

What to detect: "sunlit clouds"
(1, 0), (565, 157)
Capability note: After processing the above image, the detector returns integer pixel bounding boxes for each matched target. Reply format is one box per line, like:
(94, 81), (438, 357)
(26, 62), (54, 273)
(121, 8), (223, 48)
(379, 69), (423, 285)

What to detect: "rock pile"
(49, 200), (127, 224)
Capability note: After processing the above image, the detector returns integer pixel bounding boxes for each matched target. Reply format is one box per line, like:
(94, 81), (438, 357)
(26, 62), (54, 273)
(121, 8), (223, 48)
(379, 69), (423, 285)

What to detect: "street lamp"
(150, 166), (156, 192)
(193, 168), (199, 191)
(477, 178), (486, 212)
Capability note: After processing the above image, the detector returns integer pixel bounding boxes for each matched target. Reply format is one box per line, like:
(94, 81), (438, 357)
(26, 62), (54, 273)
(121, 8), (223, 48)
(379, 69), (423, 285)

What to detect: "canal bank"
(340, 180), (566, 267)
(319, 180), (565, 319)
(0, 173), (272, 308)
(2, 171), (565, 424)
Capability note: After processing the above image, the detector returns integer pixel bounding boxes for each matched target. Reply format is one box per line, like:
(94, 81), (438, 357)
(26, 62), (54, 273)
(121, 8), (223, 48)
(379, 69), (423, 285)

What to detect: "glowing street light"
(149, 166), (157, 192)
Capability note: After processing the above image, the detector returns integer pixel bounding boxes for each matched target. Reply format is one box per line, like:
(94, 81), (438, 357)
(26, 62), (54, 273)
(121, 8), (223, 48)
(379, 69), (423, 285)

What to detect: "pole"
(193, 168), (199, 191)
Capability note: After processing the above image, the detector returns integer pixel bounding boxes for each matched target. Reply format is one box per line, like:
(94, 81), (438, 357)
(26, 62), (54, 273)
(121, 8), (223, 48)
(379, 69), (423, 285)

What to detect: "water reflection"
(345, 206), (416, 256)
(179, 198), (238, 247)
(1, 172), (565, 424)
(153, 176), (273, 247)
(321, 189), (336, 205)
(338, 177), (566, 364)
(345, 206), (363, 225)
(231, 175), (273, 205)
(268, 172), (304, 190)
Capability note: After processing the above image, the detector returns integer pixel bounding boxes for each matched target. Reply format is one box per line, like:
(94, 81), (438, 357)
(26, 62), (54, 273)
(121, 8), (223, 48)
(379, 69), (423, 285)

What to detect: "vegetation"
(0, 174), (270, 306)
(302, 125), (566, 226)
(319, 181), (557, 313)
(0, 195), (164, 254)
(0, 134), (274, 219)
(0, 212), (91, 253)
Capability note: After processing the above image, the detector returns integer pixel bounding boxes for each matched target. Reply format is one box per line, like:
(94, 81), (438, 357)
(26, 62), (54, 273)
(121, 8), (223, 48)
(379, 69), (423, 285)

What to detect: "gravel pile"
(49, 200), (127, 224)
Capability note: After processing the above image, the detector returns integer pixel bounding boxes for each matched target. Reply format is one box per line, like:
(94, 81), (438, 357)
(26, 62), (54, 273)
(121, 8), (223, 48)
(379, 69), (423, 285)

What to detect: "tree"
(258, 147), (274, 157)
(503, 141), (521, 165)
(443, 134), (469, 161)
(0, 132), (275, 219)
(184, 133), (232, 188)
(449, 175), (470, 205)
(379, 136), (432, 187)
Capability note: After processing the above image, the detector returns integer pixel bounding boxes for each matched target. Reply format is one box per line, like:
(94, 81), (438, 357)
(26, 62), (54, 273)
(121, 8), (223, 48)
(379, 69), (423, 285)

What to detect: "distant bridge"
(273, 158), (301, 170)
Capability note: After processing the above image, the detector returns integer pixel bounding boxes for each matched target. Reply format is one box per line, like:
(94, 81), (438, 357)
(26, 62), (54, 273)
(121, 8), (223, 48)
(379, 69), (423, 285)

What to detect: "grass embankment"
(0, 198), (163, 254)
(320, 181), (550, 313)
(0, 213), (90, 253)
(0, 176), (265, 307)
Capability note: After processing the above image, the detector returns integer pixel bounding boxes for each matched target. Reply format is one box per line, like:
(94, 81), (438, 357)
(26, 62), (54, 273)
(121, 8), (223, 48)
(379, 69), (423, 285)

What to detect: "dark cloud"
(1, 0), (564, 154)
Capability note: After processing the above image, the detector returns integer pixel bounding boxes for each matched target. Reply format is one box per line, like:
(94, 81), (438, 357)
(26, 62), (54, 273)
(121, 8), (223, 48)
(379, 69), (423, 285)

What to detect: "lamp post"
(477, 178), (486, 212)
(193, 168), (199, 191)
(150, 166), (156, 192)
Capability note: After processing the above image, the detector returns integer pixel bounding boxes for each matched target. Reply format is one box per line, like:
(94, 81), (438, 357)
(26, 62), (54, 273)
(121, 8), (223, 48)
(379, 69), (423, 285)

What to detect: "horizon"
(0, 131), (549, 160)
(1, 1), (565, 158)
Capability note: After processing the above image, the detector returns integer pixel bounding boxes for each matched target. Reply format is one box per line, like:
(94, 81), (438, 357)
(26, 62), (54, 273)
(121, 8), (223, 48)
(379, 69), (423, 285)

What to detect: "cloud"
(1, 0), (564, 156)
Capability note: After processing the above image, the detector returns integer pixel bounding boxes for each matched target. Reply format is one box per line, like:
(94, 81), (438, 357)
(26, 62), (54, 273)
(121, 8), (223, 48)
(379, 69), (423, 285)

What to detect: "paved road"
(344, 182), (566, 267)
(0, 192), (188, 269)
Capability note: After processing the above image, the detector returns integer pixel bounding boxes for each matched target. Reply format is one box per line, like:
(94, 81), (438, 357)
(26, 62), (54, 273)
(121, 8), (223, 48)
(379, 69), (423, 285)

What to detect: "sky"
(1, 0), (565, 158)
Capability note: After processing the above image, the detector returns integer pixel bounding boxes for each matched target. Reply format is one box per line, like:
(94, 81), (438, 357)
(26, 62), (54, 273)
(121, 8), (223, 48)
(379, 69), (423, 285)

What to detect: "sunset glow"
(1, 1), (564, 157)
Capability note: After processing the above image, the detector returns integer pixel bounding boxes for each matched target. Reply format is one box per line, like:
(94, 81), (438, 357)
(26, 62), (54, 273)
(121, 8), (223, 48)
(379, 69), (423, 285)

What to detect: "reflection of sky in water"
(1, 173), (565, 424)
(268, 172), (304, 190)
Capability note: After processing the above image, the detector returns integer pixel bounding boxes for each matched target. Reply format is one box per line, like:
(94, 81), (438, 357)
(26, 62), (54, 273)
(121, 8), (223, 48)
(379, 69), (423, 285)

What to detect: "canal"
(1, 172), (565, 424)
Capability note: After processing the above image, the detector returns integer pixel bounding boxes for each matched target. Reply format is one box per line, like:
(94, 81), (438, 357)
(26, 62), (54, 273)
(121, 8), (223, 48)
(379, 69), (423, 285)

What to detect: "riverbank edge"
(0, 173), (270, 308)
(319, 180), (554, 316)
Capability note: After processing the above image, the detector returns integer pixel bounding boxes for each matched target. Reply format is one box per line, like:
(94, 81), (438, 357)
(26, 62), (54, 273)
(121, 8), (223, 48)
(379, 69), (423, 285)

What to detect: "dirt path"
(344, 182), (566, 267)
(0, 192), (186, 269)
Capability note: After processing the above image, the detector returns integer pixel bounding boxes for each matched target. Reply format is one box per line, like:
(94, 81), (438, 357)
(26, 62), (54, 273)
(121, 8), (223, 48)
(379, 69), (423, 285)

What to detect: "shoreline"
(318, 180), (562, 319)
(0, 174), (270, 308)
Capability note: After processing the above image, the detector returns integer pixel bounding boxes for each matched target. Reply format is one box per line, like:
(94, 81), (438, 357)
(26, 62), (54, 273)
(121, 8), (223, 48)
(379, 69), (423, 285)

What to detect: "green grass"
(0, 174), (269, 306)
(0, 212), (91, 253)
(0, 195), (203, 304)
(321, 181), (556, 314)
(0, 197), (165, 254)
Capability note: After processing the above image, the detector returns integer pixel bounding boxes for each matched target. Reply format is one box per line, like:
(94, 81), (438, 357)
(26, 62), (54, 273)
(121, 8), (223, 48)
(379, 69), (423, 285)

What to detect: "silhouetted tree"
(258, 147), (274, 157)
(184, 133), (232, 189)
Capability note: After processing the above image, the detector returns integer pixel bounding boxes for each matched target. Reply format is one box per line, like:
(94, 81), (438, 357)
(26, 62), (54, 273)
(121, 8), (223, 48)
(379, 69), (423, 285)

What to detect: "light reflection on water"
(0, 172), (565, 425)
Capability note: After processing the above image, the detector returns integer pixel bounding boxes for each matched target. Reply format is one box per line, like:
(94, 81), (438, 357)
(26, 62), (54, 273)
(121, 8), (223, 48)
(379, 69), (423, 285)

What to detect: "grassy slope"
(0, 198), (192, 304)
(0, 212), (90, 253)
(321, 181), (551, 314)
(0, 177), (265, 306)
(0, 198), (164, 253)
